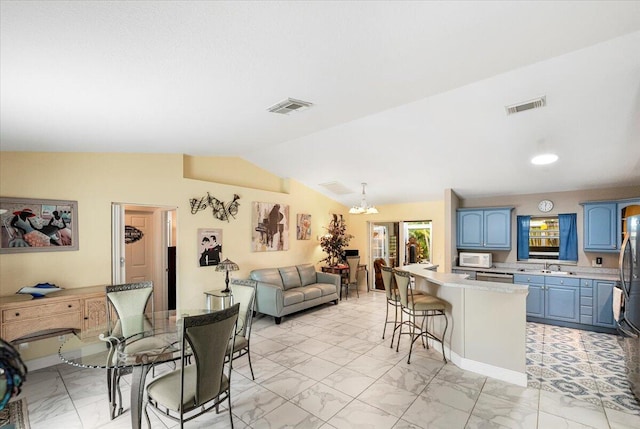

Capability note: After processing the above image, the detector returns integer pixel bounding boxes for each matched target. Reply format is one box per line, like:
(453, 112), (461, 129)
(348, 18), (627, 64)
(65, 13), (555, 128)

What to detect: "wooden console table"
(0, 285), (107, 343)
(322, 264), (369, 297)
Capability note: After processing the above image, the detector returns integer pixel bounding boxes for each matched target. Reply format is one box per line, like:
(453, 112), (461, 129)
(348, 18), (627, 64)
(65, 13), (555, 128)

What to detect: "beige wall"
(0, 151), (346, 359)
(346, 200), (446, 273)
(459, 186), (640, 268)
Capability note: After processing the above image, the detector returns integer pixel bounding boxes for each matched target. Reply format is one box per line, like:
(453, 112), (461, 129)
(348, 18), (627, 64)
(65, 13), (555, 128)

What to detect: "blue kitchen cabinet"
(593, 280), (616, 328)
(583, 203), (617, 252)
(515, 274), (545, 318)
(580, 279), (593, 325)
(515, 274), (579, 322)
(545, 277), (580, 323)
(457, 210), (483, 248)
(457, 208), (512, 250)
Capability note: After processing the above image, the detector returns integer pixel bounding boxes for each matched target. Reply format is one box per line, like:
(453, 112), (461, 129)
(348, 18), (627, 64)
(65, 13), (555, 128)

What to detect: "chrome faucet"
(550, 264), (562, 272)
(543, 261), (549, 271)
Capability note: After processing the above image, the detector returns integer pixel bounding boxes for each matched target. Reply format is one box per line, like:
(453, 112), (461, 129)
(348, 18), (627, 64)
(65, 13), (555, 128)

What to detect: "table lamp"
(216, 258), (239, 293)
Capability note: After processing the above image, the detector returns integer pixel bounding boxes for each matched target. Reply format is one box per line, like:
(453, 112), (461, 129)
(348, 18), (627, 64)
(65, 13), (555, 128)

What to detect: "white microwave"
(459, 252), (492, 268)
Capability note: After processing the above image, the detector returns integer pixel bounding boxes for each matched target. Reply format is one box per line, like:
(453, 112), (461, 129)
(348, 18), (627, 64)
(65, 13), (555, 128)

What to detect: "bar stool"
(345, 255), (361, 299)
(394, 270), (448, 364)
(381, 266), (401, 347)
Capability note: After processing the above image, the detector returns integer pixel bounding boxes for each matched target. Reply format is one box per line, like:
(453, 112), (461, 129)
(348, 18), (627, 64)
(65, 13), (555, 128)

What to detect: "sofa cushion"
(250, 268), (283, 288)
(315, 283), (338, 297)
(282, 289), (304, 306)
(297, 285), (322, 301)
(279, 266), (302, 290)
(297, 264), (317, 286)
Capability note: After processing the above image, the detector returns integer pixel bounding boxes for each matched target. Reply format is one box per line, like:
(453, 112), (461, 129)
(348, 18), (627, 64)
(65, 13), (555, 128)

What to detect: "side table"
(204, 289), (233, 310)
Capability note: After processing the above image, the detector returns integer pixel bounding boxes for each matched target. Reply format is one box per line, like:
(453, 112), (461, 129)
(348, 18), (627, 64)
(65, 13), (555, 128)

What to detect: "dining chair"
(103, 281), (157, 420)
(228, 279), (257, 380)
(145, 304), (240, 429)
(394, 270), (448, 364)
(373, 258), (387, 290)
(344, 255), (360, 299)
(381, 266), (401, 347)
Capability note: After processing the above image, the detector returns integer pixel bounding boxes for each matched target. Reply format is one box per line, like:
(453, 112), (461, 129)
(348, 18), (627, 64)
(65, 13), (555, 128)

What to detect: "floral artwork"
(252, 202), (289, 252)
(0, 198), (78, 253)
(296, 213), (312, 240)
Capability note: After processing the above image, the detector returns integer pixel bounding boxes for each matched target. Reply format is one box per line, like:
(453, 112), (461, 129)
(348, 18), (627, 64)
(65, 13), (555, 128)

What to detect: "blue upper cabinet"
(583, 203), (617, 252)
(457, 210), (484, 248)
(457, 208), (512, 250)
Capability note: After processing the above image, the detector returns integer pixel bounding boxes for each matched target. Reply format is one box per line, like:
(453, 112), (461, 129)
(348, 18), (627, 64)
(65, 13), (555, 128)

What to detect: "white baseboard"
(435, 341), (527, 387)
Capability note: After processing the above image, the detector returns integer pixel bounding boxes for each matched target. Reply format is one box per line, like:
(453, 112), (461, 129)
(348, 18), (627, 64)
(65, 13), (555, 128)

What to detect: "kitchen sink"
(527, 270), (575, 276)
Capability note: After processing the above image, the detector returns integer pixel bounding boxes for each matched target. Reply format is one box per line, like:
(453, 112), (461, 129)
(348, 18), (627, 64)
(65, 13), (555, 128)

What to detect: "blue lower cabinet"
(515, 274), (545, 318)
(526, 284), (545, 318)
(580, 279), (593, 325)
(516, 275), (580, 323)
(516, 274), (615, 329)
(545, 284), (580, 323)
(545, 277), (580, 323)
(593, 280), (617, 328)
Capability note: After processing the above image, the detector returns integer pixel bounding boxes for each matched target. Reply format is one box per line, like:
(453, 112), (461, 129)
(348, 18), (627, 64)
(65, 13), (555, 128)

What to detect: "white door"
(125, 211), (154, 284)
(112, 203), (177, 312)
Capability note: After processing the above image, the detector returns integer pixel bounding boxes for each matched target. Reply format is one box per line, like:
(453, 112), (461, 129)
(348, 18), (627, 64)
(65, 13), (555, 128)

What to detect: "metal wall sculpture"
(189, 193), (240, 222)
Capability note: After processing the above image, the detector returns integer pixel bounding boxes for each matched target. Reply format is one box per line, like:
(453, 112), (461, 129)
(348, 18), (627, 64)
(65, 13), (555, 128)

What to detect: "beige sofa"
(249, 264), (340, 324)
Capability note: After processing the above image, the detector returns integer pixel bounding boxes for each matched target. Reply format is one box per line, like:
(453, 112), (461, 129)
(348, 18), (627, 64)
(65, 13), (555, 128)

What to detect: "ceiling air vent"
(505, 96), (546, 115)
(267, 98), (313, 115)
(319, 181), (354, 195)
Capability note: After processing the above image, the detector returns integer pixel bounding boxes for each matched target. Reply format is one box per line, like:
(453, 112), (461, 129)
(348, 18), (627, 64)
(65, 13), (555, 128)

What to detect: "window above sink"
(517, 214), (578, 263)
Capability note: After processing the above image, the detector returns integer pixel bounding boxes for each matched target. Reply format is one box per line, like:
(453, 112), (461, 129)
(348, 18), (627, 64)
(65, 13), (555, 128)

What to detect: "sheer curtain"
(517, 215), (531, 260)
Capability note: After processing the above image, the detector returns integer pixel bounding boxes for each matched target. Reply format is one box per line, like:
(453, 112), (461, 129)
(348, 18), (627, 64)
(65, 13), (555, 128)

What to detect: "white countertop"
(399, 264), (529, 295)
(452, 265), (620, 282)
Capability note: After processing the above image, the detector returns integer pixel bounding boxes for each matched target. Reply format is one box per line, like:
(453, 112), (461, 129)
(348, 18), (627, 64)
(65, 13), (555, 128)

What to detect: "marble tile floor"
(16, 291), (640, 429)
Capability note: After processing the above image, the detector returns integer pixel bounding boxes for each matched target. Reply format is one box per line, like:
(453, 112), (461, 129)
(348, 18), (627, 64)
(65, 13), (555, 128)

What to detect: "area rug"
(0, 399), (30, 429)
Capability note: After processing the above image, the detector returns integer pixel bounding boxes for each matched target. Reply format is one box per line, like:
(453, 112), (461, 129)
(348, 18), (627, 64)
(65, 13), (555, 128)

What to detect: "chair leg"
(396, 310), (403, 352)
(247, 346), (255, 380)
(390, 304), (399, 348)
(441, 311), (449, 363)
(107, 368), (116, 420)
(115, 372), (124, 416)
(143, 400), (152, 429)
(382, 302), (390, 340)
(407, 313), (415, 364)
(228, 391), (234, 429)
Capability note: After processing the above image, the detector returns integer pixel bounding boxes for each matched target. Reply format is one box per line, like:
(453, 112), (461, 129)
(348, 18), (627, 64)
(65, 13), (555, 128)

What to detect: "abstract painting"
(0, 197), (78, 253)
(296, 213), (312, 240)
(252, 202), (289, 251)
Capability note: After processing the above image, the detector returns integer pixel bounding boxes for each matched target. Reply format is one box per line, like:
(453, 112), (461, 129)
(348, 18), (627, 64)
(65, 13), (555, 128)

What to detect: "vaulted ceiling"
(2, 1), (639, 206)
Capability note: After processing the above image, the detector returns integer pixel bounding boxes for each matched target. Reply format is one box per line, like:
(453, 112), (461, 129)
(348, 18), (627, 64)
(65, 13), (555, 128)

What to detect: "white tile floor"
(17, 291), (640, 428)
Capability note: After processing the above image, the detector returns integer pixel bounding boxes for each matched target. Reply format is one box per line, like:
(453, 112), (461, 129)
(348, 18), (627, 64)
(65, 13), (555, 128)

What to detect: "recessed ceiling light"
(531, 153), (558, 165)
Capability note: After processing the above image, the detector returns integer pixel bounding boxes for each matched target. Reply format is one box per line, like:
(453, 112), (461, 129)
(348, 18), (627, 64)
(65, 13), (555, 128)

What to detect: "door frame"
(111, 203), (177, 311)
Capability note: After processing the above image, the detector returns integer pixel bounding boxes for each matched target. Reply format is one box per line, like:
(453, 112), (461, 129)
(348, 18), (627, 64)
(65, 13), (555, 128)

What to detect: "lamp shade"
(350, 183), (378, 215)
(216, 258), (239, 293)
(215, 258), (239, 272)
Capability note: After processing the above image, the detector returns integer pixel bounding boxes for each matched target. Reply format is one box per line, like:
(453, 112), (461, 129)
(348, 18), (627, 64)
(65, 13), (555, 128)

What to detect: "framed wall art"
(252, 202), (289, 251)
(198, 228), (222, 267)
(0, 197), (79, 253)
(296, 213), (312, 240)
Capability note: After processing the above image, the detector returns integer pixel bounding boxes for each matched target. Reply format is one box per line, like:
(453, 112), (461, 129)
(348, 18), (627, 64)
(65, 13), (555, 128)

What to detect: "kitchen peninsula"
(399, 265), (529, 386)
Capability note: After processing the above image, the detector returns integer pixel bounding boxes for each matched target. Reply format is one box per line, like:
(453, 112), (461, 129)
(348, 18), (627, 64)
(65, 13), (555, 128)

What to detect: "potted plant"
(320, 214), (353, 266)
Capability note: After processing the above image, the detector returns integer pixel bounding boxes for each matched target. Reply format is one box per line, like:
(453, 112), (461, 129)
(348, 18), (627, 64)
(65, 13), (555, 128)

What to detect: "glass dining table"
(58, 309), (213, 429)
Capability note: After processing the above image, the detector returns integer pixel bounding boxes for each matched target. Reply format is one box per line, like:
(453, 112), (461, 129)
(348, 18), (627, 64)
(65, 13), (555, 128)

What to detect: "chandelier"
(349, 183), (379, 215)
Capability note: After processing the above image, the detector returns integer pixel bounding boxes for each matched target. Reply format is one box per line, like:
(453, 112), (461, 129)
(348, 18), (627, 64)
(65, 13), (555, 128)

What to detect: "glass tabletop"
(58, 309), (212, 369)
